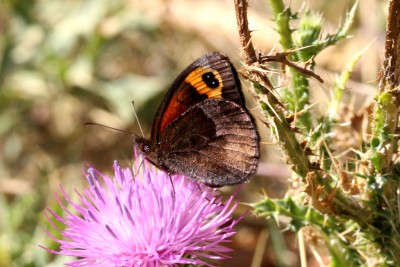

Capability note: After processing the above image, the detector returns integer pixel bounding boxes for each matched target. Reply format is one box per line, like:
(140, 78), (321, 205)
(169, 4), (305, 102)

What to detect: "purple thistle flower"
(43, 156), (241, 267)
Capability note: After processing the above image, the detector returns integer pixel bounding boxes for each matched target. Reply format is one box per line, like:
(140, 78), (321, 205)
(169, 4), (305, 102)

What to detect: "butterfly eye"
(139, 143), (150, 153)
(202, 72), (220, 89)
(143, 145), (150, 153)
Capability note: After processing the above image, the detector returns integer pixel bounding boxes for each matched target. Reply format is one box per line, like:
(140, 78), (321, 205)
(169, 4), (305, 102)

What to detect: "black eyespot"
(202, 72), (220, 89)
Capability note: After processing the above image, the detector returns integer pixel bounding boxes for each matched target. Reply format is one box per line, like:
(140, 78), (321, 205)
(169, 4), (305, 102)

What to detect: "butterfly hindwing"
(157, 98), (259, 187)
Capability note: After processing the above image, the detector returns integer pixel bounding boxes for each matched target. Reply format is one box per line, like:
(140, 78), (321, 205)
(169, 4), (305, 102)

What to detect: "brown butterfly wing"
(156, 98), (259, 187)
(150, 52), (244, 145)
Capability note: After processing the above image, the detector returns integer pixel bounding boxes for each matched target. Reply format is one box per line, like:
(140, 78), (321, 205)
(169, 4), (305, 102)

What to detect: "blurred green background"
(0, 0), (387, 266)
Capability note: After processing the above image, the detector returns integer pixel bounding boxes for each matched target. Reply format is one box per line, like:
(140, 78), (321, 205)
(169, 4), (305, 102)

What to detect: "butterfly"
(135, 52), (259, 187)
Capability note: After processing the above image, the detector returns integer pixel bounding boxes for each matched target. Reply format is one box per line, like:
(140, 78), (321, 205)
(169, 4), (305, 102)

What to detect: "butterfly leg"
(167, 172), (176, 197)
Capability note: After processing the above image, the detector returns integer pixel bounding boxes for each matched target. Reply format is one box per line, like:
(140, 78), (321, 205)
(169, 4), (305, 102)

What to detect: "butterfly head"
(134, 135), (159, 162)
(133, 135), (151, 153)
(133, 135), (166, 172)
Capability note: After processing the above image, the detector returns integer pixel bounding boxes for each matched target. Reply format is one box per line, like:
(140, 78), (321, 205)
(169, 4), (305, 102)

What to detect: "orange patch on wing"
(159, 93), (188, 133)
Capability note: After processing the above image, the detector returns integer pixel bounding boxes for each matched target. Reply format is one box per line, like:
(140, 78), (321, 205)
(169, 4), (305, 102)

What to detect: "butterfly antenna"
(132, 101), (144, 138)
(84, 122), (134, 136)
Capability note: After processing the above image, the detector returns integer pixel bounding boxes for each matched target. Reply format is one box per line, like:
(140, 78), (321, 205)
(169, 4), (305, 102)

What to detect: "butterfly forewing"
(151, 52), (244, 143)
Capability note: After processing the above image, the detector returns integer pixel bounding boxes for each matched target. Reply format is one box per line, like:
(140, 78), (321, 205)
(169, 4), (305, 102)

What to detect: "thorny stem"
(269, 0), (313, 132)
(371, 0), (400, 174)
(234, 0), (257, 65)
(380, 0), (400, 88)
(234, 0), (371, 226)
(367, 0), (400, 263)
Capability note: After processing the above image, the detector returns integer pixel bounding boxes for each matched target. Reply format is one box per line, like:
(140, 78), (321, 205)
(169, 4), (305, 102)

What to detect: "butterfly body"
(135, 52), (259, 187)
